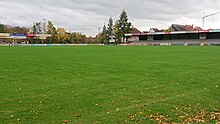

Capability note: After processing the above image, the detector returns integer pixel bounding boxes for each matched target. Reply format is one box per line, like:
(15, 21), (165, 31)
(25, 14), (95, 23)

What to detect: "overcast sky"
(0, 0), (220, 36)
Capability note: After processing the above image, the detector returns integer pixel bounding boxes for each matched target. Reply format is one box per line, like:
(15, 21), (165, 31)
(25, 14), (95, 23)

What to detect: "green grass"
(0, 46), (220, 123)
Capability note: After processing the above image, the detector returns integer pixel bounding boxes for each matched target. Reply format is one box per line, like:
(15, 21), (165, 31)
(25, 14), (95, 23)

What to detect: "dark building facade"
(126, 30), (220, 41)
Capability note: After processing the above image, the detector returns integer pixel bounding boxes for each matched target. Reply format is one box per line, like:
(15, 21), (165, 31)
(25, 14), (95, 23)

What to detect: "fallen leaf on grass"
(75, 114), (81, 118)
(116, 108), (120, 112)
(132, 100), (142, 103)
(139, 112), (143, 115)
(179, 116), (186, 119)
(63, 120), (71, 123)
(106, 109), (110, 114)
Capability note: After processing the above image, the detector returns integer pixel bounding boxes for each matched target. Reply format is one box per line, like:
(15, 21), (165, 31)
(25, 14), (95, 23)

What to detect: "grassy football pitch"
(0, 46), (220, 123)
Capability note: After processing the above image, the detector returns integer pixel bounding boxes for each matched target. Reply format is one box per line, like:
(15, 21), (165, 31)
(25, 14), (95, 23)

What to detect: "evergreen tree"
(101, 24), (108, 44)
(102, 24), (107, 34)
(32, 25), (37, 34)
(115, 10), (132, 43)
(0, 23), (6, 32)
(114, 19), (122, 43)
(107, 17), (114, 36)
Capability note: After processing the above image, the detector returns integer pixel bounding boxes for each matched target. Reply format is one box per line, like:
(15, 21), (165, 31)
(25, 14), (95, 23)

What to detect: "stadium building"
(0, 33), (51, 45)
(126, 24), (220, 46)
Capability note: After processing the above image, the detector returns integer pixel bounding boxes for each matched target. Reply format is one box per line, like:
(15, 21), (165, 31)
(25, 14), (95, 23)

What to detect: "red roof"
(171, 24), (203, 31)
(130, 28), (141, 34)
(26, 34), (35, 37)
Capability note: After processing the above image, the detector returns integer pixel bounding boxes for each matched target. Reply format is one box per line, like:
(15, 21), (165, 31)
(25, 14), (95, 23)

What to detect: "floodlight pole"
(69, 26), (71, 34)
(202, 11), (220, 29)
(98, 27), (101, 42)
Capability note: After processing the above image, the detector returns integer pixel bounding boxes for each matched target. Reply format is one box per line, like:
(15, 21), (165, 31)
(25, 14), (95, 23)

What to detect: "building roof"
(171, 24), (187, 31)
(194, 26), (203, 31)
(149, 28), (163, 32)
(130, 28), (141, 34)
(171, 24), (203, 31)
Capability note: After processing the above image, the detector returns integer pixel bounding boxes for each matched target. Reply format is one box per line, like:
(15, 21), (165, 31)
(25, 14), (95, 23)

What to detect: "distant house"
(143, 31), (149, 33)
(170, 24), (203, 31)
(149, 28), (163, 33)
(194, 26), (203, 31)
(130, 27), (142, 34)
(125, 27), (141, 42)
(84, 37), (96, 43)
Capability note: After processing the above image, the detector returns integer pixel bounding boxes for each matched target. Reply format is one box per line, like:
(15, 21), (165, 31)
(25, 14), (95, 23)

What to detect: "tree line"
(33, 21), (90, 44)
(0, 22), (93, 44)
(0, 24), (29, 34)
(97, 10), (133, 44)
(0, 10), (133, 44)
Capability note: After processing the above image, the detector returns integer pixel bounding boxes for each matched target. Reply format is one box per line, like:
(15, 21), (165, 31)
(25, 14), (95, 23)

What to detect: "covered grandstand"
(125, 29), (220, 46)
